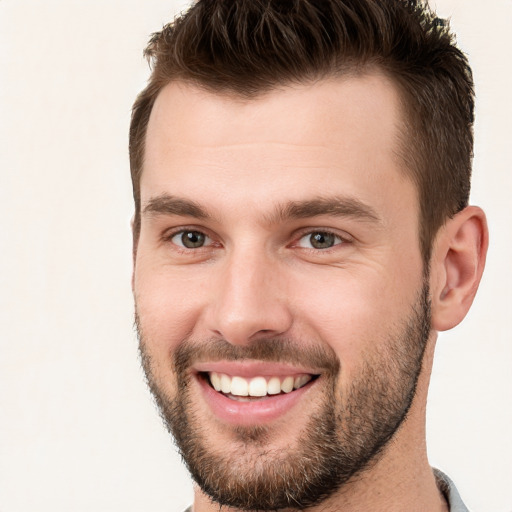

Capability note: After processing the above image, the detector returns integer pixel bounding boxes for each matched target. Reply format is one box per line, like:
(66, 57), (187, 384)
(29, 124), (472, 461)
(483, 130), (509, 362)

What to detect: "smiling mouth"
(201, 372), (319, 402)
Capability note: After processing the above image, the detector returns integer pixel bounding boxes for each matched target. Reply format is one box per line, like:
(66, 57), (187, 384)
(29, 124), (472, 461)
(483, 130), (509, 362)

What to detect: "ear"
(430, 206), (488, 331)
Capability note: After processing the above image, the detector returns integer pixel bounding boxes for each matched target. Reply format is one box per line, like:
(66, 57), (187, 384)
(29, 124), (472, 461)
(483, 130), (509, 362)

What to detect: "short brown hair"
(129, 0), (474, 262)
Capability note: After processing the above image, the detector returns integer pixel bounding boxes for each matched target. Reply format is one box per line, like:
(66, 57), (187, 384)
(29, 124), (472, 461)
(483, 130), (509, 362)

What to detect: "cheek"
(134, 263), (206, 361)
(289, 265), (421, 378)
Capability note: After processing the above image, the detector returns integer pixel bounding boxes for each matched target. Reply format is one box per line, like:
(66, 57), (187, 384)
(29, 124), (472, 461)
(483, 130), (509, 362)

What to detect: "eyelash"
(292, 229), (351, 252)
(163, 227), (351, 254)
(163, 227), (215, 251)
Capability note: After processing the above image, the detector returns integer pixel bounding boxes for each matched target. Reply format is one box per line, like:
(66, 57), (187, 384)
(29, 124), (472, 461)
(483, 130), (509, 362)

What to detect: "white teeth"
(294, 375), (310, 389)
(210, 372), (221, 391)
(231, 376), (249, 396)
(220, 373), (231, 394)
(208, 372), (313, 397)
(248, 377), (268, 397)
(267, 376), (282, 395)
(281, 376), (294, 393)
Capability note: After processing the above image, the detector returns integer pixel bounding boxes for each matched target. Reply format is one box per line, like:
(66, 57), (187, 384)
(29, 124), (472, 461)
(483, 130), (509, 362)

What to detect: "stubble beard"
(137, 282), (431, 510)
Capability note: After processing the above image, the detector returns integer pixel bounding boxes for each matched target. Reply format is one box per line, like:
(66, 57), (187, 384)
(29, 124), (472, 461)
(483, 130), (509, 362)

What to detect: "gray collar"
(434, 468), (470, 512)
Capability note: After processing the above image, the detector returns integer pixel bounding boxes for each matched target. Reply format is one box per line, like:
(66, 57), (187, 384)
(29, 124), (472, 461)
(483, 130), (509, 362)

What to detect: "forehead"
(146, 73), (403, 154)
(142, 74), (413, 217)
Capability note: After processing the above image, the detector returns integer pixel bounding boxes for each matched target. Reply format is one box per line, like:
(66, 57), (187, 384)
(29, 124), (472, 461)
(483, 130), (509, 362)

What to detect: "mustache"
(172, 336), (341, 375)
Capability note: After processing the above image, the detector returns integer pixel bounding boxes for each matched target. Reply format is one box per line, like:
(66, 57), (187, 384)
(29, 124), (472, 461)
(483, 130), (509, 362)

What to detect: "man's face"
(133, 75), (431, 509)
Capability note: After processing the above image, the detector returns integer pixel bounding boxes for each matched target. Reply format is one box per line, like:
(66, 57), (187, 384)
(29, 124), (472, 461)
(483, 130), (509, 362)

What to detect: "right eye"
(296, 230), (346, 250)
(170, 230), (212, 249)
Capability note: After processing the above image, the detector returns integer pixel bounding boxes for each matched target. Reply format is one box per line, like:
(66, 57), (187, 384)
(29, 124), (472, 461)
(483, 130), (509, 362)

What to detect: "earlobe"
(430, 206), (488, 332)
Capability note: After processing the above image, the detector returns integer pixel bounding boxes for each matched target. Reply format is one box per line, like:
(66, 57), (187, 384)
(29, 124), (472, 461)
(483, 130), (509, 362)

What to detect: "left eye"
(171, 230), (211, 249)
(297, 231), (343, 250)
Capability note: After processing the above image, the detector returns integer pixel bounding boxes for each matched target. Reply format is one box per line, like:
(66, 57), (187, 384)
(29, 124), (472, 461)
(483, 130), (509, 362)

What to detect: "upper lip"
(193, 360), (321, 378)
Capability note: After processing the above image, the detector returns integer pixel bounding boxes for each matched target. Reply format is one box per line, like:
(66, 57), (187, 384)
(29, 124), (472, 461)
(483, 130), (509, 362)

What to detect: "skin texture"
(133, 74), (488, 511)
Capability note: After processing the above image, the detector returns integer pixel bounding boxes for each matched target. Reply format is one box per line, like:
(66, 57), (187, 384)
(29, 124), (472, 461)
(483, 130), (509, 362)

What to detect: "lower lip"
(196, 374), (316, 426)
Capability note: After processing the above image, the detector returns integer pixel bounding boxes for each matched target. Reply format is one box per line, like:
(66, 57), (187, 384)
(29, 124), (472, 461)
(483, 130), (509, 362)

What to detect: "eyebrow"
(268, 196), (381, 224)
(142, 193), (380, 224)
(143, 194), (211, 219)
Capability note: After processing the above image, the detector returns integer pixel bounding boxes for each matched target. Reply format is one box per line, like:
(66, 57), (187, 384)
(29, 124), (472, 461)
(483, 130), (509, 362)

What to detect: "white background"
(0, 1), (510, 511)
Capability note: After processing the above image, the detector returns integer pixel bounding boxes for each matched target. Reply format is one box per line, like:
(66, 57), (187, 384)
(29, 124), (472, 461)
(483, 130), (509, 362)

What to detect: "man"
(130, 0), (488, 510)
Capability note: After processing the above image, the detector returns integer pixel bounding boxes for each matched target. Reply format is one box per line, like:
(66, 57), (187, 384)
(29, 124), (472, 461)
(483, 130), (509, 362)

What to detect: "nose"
(203, 249), (293, 346)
